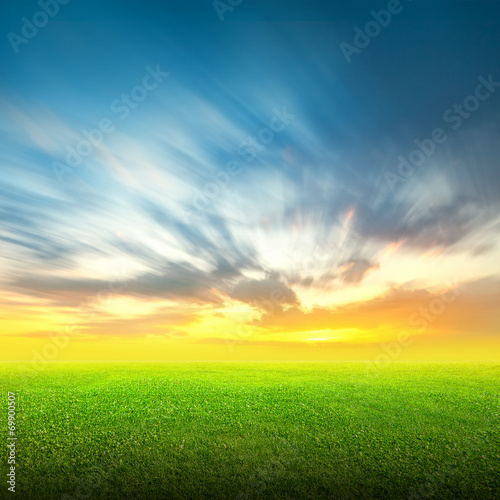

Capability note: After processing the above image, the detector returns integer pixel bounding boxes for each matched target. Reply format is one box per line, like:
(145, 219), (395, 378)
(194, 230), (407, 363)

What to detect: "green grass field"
(1, 362), (498, 499)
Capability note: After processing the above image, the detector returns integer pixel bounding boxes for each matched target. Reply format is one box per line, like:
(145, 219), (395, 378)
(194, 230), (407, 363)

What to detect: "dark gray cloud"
(129, 262), (226, 305)
(228, 274), (299, 310)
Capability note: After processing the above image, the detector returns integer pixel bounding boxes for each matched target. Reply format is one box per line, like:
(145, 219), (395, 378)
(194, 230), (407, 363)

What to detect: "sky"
(1, 0), (499, 361)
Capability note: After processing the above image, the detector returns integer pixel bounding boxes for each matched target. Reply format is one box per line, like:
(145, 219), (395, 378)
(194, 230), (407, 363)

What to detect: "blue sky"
(1, 0), (500, 360)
